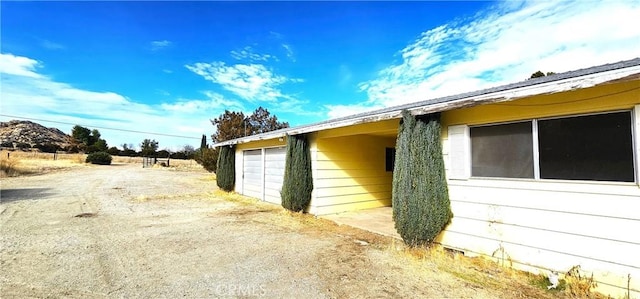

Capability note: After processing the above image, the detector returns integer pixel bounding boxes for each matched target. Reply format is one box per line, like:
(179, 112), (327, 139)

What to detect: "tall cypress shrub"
(281, 134), (313, 212)
(392, 110), (452, 246)
(216, 145), (235, 191)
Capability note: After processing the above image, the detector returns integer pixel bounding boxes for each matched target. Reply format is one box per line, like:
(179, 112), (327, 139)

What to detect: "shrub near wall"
(392, 110), (452, 246)
(216, 145), (235, 191)
(86, 152), (112, 165)
(281, 134), (313, 212)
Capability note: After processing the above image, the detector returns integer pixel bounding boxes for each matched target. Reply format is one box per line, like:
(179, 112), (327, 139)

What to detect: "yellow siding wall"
(439, 81), (640, 298)
(236, 138), (287, 151)
(442, 79), (640, 128)
(309, 134), (396, 215)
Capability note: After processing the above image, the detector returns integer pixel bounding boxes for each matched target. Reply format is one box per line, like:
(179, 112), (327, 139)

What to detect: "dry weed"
(1, 155), (23, 177)
(381, 241), (612, 299)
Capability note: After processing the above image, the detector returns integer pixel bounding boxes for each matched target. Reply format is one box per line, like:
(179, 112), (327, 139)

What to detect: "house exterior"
(214, 58), (640, 298)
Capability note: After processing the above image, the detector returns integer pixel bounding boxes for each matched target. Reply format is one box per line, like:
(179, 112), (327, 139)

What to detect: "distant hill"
(0, 120), (72, 150)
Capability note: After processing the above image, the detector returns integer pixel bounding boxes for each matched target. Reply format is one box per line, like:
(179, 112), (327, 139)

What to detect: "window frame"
(469, 120), (535, 179)
(468, 109), (637, 183)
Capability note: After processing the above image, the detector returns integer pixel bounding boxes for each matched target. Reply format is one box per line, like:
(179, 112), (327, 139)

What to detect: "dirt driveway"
(1, 163), (553, 298)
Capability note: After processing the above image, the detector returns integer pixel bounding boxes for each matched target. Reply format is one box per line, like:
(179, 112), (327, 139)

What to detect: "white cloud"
(41, 40), (65, 50)
(185, 61), (299, 102)
(0, 53), (43, 78)
(341, 0), (640, 118)
(185, 61), (317, 118)
(160, 91), (244, 113)
(281, 44), (295, 62)
(150, 40), (171, 51)
(0, 53), (221, 151)
(230, 46), (274, 62)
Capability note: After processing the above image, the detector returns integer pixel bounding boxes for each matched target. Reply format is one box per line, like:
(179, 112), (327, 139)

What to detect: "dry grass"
(383, 241), (611, 299)
(1, 150), (85, 177)
(0, 150), (205, 177)
(210, 190), (611, 299)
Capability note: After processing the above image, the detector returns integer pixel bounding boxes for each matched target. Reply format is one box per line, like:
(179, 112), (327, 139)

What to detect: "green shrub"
(281, 134), (313, 212)
(195, 147), (219, 173)
(216, 146), (235, 191)
(85, 152), (112, 165)
(392, 111), (452, 246)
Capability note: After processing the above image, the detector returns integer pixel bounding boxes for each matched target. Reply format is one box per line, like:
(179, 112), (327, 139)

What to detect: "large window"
(538, 112), (634, 182)
(470, 111), (635, 182)
(471, 122), (534, 178)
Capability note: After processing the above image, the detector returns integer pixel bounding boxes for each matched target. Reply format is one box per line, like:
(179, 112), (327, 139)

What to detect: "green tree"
(216, 145), (235, 191)
(281, 134), (313, 212)
(88, 138), (108, 153)
(172, 145), (195, 160)
(202, 107), (290, 173)
(71, 125), (92, 146)
(71, 125), (108, 153)
(106, 146), (120, 156)
(246, 107), (289, 135)
(211, 110), (247, 142)
(200, 134), (208, 151)
(530, 71), (556, 79)
(211, 107), (289, 143)
(157, 149), (171, 158)
(140, 139), (159, 157)
(392, 111), (452, 246)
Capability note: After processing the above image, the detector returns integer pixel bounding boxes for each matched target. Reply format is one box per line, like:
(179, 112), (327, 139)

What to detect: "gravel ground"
(1, 163), (545, 298)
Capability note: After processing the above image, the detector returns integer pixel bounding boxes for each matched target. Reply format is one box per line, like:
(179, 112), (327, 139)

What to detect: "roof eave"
(213, 61), (640, 148)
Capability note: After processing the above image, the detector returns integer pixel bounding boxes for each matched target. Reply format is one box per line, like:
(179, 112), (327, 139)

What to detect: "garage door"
(242, 150), (262, 199)
(264, 147), (286, 204)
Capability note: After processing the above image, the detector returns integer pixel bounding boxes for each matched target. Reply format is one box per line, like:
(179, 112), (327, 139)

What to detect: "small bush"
(85, 152), (112, 165)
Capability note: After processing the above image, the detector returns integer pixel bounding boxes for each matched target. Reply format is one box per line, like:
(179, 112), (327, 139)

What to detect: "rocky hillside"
(0, 120), (72, 149)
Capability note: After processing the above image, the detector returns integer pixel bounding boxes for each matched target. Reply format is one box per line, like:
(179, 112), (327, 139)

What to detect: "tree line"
(14, 106), (286, 164)
(65, 125), (197, 159)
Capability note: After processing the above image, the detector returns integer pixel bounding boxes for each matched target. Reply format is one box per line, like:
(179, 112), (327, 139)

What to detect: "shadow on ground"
(0, 188), (56, 203)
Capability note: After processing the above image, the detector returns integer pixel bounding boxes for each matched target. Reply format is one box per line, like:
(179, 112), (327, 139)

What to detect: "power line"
(0, 114), (201, 140)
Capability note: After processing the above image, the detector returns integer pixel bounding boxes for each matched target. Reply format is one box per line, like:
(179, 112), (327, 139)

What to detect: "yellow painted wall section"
(317, 118), (399, 139)
(235, 138), (287, 151)
(310, 134), (396, 215)
(441, 80), (640, 130)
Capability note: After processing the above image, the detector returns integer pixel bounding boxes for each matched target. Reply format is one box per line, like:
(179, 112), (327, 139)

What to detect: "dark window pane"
(471, 122), (534, 178)
(385, 147), (395, 172)
(538, 112), (634, 182)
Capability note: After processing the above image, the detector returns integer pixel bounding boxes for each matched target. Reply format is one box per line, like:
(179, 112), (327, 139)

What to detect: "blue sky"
(1, 1), (639, 151)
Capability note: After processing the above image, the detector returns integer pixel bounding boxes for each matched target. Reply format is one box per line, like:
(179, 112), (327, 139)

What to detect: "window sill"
(447, 176), (640, 196)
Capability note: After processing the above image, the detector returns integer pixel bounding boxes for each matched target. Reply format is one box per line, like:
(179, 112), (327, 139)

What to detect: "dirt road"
(1, 163), (549, 298)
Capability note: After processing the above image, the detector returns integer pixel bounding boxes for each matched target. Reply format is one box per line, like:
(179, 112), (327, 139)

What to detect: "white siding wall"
(442, 109), (640, 298)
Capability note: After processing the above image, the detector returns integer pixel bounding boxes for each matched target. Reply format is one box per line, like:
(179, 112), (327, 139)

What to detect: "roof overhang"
(214, 59), (640, 148)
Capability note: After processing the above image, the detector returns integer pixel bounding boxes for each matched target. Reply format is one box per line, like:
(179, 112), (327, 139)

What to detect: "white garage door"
(242, 150), (263, 199)
(264, 147), (286, 204)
